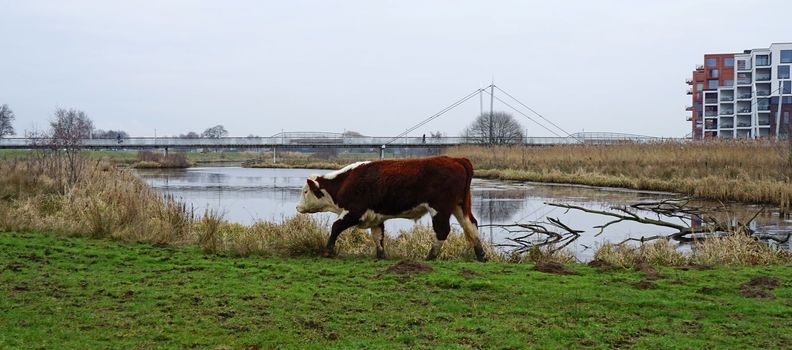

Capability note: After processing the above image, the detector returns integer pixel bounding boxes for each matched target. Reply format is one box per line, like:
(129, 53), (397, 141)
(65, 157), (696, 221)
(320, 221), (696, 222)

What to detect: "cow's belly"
(355, 203), (437, 229)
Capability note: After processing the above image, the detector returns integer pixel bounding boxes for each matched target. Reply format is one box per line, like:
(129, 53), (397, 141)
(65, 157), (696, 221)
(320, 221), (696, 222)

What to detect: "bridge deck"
(0, 135), (668, 150)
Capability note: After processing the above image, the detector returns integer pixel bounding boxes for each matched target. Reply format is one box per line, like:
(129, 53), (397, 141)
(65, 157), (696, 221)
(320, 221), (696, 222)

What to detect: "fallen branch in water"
(545, 201), (773, 243)
(480, 217), (583, 253)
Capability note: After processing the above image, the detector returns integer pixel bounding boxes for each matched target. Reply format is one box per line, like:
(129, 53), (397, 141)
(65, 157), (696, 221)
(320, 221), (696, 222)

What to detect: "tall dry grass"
(593, 236), (792, 267)
(0, 157), (501, 261)
(447, 141), (792, 209)
(0, 157), (192, 243)
(134, 151), (192, 168)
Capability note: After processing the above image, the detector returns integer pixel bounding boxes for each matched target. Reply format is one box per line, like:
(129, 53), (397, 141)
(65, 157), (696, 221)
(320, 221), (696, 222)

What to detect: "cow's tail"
(458, 157), (477, 227)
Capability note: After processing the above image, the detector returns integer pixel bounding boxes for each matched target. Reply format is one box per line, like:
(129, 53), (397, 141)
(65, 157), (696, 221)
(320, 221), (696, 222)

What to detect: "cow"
(295, 156), (487, 262)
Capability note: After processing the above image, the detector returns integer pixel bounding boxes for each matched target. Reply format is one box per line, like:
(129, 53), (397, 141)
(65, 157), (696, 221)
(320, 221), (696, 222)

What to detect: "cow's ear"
(307, 179), (324, 198)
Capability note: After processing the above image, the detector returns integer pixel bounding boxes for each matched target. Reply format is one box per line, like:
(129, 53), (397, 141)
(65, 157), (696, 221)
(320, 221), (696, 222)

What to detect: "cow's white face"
(296, 176), (337, 214)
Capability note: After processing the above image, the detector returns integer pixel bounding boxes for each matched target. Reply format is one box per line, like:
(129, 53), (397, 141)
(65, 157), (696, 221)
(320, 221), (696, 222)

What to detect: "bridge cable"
(481, 88), (567, 139)
(494, 85), (577, 139)
(385, 87), (484, 145)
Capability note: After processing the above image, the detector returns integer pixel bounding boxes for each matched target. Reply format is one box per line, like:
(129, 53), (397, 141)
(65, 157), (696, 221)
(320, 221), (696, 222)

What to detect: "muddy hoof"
(322, 248), (336, 258)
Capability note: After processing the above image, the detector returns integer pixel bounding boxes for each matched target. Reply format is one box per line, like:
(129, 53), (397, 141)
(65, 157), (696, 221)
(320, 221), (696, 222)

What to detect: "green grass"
(2, 231), (791, 349)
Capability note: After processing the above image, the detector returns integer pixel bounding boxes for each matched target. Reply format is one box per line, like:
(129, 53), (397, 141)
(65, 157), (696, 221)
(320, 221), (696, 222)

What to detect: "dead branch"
(546, 202), (753, 243)
(481, 217), (582, 253)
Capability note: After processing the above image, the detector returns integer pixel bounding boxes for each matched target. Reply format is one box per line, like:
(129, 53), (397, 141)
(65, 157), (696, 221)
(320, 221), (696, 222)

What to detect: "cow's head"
(296, 175), (336, 213)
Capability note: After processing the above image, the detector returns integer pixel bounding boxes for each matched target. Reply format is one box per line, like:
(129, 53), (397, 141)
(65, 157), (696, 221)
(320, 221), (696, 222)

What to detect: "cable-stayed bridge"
(0, 132), (667, 150)
(0, 84), (672, 151)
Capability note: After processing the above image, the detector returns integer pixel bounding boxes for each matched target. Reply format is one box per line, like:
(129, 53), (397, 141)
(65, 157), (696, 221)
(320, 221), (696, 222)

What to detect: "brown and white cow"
(296, 156), (486, 261)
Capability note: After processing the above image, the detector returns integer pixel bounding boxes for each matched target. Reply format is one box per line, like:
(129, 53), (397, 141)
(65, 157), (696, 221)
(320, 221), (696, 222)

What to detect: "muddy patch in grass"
(459, 268), (481, 279)
(676, 264), (712, 271)
(633, 280), (658, 289)
(384, 261), (433, 275)
(740, 276), (781, 299)
(587, 259), (613, 269)
(534, 262), (578, 275)
(634, 262), (665, 281)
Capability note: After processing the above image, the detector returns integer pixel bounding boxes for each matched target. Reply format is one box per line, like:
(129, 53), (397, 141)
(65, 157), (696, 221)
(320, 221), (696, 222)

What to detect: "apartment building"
(687, 43), (792, 139)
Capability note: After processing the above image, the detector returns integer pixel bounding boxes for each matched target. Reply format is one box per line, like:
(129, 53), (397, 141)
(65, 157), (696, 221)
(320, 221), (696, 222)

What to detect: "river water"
(137, 166), (792, 260)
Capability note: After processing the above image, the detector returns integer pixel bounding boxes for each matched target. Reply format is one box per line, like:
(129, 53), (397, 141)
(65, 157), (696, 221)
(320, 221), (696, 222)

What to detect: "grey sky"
(2, 0), (790, 138)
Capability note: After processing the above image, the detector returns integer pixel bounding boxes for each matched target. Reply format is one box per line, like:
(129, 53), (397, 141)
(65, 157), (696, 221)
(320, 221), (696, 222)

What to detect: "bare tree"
(49, 108), (94, 185)
(462, 111), (524, 144)
(179, 131), (200, 139)
(93, 129), (129, 139)
(342, 130), (364, 138)
(202, 125), (228, 138)
(0, 104), (15, 138)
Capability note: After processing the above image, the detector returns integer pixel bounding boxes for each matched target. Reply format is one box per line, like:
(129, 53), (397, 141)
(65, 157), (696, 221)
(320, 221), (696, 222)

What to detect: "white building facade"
(694, 43), (792, 139)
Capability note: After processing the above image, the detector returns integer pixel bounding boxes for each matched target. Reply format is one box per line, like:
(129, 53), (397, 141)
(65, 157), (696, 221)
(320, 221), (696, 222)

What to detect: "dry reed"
(593, 236), (791, 267)
(447, 141), (792, 209)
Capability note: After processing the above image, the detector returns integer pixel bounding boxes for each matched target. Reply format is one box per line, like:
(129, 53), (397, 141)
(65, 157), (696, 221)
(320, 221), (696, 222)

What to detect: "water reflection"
(137, 167), (792, 260)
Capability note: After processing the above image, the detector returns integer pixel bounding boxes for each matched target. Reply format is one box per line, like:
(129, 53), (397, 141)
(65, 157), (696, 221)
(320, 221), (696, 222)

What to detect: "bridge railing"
(0, 135), (670, 149)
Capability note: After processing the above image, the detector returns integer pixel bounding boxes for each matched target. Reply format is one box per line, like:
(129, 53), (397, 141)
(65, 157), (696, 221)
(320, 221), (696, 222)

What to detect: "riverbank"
(447, 142), (792, 210)
(0, 150), (262, 167)
(2, 231), (790, 349)
(4, 157), (791, 266)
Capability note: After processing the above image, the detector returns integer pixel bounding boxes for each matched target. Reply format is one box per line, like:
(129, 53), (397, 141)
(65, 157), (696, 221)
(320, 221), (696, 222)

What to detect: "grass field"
(2, 231), (791, 349)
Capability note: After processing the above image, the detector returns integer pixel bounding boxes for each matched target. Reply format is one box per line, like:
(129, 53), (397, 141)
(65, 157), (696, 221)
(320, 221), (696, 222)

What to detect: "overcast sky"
(1, 1), (790, 138)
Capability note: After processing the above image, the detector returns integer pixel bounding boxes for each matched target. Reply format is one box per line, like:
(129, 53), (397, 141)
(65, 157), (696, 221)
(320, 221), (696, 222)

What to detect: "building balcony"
(737, 93), (752, 99)
(719, 109), (734, 115)
(720, 96), (734, 102)
(756, 74), (771, 81)
(721, 123), (734, 128)
(737, 79), (752, 85)
(757, 105), (771, 112)
(686, 116), (692, 121)
(756, 90), (771, 97)
(705, 111), (718, 117)
(686, 78), (694, 85)
(737, 108), (752, 114)
(686, 89), (693, 95)
(685, 105), (694, 111)
(704, 99), (718, 104)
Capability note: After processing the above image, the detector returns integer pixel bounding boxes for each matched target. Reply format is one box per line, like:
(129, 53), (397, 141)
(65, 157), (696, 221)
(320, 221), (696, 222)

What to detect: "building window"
(706, 58), (718, 67)
(779, 65), (790, 79)
(724, 58), (735, 67)
(784, 81), (791, 94)
(782, 50), (792, 63)
(696, 82), (704, 91)
(708, 79), (719, 89)
(723, 80), (734, 87)
(710, 69), (719, 78)
(756, 55), (770, 66)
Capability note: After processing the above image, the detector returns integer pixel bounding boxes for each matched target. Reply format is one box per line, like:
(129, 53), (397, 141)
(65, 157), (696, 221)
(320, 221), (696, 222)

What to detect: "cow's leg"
(325, 213), (360, 257)
(453, 206), (487, 262)
(371, 223), (385, 260)
(426, 212), (451, 260)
